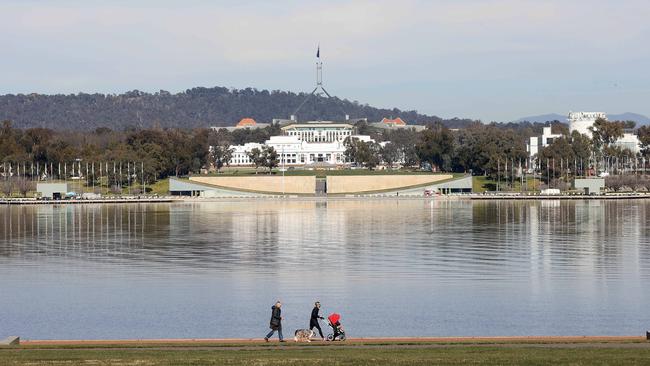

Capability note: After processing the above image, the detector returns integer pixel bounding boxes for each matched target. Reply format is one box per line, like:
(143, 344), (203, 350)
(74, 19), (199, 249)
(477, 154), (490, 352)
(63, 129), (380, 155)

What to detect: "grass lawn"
(206, 167), (460, 179)
(473, 175), (543, 193)
(2, 342), (650, 366)
(147, 178), (169, 195)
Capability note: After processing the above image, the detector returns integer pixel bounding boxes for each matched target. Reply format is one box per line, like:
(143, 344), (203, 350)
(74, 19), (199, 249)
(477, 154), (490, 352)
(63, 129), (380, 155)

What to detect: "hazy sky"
(1, 0), (649, 122)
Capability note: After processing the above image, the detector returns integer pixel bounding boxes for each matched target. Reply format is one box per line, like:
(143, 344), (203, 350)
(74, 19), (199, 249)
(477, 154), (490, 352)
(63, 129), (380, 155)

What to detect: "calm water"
(1, 199), (649, 340)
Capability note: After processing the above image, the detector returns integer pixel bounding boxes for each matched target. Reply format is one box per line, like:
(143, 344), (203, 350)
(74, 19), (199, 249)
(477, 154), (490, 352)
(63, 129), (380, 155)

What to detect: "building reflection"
(0, 200), (649, 282)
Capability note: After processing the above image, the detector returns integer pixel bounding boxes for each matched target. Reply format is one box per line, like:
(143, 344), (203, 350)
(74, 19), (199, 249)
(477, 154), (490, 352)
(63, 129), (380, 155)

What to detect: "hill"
(608, 112), (650, 125)
(515, 114), (566, 123)
(0, 87), (475, 131)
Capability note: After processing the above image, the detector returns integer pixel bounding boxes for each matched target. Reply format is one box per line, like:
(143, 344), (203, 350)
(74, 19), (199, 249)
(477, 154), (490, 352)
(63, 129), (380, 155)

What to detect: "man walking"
(264, 301), (284, 342)
(310, 301), (325, 340)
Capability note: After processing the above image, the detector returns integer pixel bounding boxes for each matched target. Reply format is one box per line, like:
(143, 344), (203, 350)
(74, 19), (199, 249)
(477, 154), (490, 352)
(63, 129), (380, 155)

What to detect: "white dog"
(294, 329), (315, 342)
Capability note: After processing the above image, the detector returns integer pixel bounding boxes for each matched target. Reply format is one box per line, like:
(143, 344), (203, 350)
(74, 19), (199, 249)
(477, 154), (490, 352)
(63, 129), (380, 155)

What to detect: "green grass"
(147, 178), (169, 195)
(473, 176), (544, 193)
(207, 167), (447, 179)
(2, 343), (650, 365)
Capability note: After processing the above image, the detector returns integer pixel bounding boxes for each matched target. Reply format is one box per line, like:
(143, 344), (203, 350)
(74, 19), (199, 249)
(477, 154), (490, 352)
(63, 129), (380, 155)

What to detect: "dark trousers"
(310, 321), (324, 338)
(266, 326), (283, 340)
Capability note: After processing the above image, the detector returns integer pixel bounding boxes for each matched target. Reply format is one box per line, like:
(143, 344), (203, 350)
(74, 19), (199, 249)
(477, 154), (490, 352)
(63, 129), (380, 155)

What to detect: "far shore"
(3, 193), (650, 205)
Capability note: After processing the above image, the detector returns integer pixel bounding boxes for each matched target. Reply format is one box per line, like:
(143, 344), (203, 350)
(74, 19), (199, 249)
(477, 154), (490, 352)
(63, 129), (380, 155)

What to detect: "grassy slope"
(2, 343), (650, 366)
(208, 167), (448, 179)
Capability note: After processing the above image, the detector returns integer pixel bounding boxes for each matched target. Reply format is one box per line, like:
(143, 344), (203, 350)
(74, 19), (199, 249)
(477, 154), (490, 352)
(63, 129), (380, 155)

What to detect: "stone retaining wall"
(189, 176), (315, 195)
(326, 175), (453, 194)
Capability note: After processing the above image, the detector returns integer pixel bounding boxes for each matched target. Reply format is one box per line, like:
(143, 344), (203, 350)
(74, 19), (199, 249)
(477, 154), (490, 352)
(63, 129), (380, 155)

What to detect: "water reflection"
(1, 200), (649, 338)
(1, 200), (650, 280)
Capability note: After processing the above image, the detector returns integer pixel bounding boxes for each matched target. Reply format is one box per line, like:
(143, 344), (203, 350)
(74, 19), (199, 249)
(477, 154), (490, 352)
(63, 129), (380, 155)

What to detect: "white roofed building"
(224, 120), (378, 167)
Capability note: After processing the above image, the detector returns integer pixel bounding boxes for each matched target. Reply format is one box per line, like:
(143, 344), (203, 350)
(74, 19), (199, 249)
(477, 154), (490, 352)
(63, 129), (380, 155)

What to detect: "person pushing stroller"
(310, 301), (325, 340)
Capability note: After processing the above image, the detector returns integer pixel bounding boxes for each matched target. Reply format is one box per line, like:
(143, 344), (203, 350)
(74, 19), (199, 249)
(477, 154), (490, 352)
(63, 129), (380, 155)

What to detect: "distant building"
(212, 117), (270, 132)
(369, 117), (426, 132)
(526, 112), (643, 171)
(526, 126), (563, 169)
(228, 120), (376, 167)
(282, 121), (355, 143)
(613, 130), (642, 154)
(568, 111), (641, 153)
(568, 112), (607, 137)
(36, 182), (69, 199)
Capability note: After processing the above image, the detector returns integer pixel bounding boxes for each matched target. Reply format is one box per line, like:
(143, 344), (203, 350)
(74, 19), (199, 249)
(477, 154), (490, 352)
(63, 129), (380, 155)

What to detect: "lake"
(1, 199), (649, 340)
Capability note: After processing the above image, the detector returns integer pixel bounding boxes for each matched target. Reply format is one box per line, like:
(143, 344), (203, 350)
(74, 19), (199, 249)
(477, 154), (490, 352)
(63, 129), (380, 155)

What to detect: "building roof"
(381, 117), (407, 125)
(281, 121), (354, 130)
(237, 118), (258, 127)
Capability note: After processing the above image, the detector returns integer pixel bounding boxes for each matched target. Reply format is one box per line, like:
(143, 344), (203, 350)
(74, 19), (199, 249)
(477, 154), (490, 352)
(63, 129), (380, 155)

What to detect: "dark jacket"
(269, 305), (282, 330)
(310, 306), (323, 326)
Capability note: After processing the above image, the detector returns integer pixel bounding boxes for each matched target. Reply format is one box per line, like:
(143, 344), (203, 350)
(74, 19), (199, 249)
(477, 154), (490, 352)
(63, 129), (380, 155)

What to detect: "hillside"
(0, 87), (475, 131)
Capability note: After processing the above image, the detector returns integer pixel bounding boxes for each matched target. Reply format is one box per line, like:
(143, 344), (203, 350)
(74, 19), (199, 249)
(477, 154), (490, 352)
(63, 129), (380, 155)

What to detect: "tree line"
(3, 116), (649, 196)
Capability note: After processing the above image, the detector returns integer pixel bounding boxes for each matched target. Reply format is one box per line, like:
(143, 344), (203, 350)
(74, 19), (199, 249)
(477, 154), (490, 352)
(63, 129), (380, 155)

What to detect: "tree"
(247, 147), (263, 173)
(538, 137), (575, 182)
(343, 137), (361, 164)
(1, 179), (12, 197)
(357, 141), (381, 169)
(14, 177), (33, 197)
(637, 125), (650, 157)
(570, 131), (592, 176)
(380, 142), (400, 168)
(211, 145), (234, 172)
(261, 146), (279, 173)
(416, 123), (454, 171)
(590, 118), (624, 156)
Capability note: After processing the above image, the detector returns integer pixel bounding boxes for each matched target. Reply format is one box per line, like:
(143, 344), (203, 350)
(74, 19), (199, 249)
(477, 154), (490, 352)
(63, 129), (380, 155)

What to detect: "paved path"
(13, 336), (647, 350)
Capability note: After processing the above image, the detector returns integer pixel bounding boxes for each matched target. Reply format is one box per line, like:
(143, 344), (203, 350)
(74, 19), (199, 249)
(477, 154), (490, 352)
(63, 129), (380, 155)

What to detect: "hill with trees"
(0, 87), (476, 131)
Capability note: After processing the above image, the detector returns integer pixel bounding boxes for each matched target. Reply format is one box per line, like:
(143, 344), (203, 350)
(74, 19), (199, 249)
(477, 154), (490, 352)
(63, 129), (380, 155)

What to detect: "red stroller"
(326, 313), (346, 341)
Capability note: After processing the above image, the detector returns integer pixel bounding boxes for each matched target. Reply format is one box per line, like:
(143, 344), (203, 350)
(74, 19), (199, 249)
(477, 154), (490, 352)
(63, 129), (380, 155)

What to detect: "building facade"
(526, 126), (563, 169)
(281, 121), (354, 143)
(228, 121), (375, 167)
(568, 112), (607, 137)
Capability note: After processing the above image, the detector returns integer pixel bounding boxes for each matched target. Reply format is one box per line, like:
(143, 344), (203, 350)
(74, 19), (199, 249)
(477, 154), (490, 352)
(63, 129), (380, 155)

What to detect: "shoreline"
(19, 335), (647, 346)
(3, 193), (650, 204)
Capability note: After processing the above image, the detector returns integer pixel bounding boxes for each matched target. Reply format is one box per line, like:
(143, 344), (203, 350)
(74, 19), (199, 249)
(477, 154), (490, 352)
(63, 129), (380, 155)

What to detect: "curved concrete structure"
(189, 176), (315, 195)
(326, 174), (454, 194)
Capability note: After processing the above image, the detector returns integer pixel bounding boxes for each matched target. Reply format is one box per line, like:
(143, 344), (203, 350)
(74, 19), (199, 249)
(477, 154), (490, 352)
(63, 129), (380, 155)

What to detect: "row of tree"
(3, 116), (650, 189)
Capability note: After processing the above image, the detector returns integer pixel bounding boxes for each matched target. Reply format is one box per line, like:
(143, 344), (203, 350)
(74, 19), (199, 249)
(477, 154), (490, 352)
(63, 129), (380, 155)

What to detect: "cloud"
(0, 0), (649, 120)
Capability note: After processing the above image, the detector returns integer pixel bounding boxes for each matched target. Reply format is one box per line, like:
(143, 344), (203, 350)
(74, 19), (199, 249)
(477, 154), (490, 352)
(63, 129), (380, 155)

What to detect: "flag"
(316, 45), (320, 59)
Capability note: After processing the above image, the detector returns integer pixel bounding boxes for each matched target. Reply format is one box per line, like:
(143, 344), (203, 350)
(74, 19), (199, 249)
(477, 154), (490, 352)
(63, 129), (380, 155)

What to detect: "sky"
(1, 0), (649, 122)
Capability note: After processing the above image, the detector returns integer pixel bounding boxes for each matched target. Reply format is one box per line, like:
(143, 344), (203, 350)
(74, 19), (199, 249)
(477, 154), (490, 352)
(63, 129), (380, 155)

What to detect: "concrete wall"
(189, 176), (316, 195)
(574, 178), (605, 195)
(326, 174), (453, 194)
(36, 183), (69, 198)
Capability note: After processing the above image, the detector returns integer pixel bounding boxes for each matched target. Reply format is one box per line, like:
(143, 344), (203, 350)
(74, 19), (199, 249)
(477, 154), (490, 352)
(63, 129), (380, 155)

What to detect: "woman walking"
(264, 301), (284, 342)
(310, 301), (325, 340)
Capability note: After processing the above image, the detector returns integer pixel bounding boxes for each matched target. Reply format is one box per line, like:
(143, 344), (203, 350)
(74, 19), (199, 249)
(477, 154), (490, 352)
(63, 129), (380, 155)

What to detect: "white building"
(526, 126), (563, 169)
(228, 121), (375, 167)
(282, 121), (355, 143)
(613, 131), (642, 154)
(568, 111), (607, 137)
(568, 111), (641, 154)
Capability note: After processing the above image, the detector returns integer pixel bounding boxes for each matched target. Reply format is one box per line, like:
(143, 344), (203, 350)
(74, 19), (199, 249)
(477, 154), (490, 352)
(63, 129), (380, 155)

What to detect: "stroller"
(326, 313), (346, 341)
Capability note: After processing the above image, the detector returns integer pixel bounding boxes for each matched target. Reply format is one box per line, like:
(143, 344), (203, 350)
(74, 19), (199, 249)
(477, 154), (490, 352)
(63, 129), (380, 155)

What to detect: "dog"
(293, 329), (314, 342)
